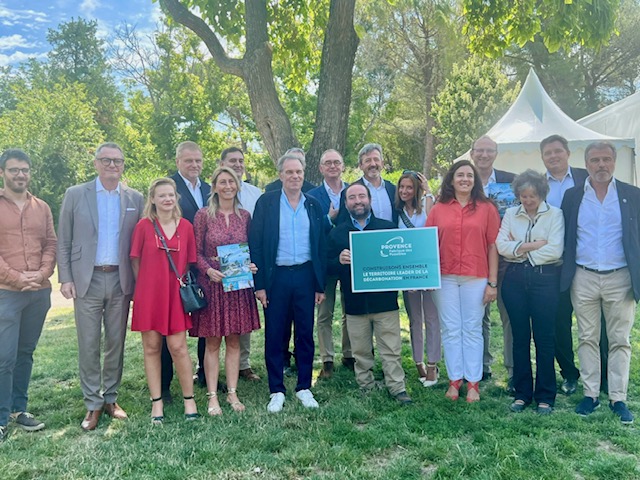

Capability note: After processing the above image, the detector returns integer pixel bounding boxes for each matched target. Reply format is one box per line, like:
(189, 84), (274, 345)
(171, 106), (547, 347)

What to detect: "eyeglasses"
(155, 233), (181, 252)
(322, 160), (343, 167)
(5, 167), (31, 175)
(403, 170), (419, 179)
(472, 149), (497, 155)
(97, 157), (125, 167)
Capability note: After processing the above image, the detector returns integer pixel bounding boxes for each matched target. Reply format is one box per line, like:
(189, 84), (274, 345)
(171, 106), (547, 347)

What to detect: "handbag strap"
(399, 209), (415, 228)
(152, 221), (184, 286)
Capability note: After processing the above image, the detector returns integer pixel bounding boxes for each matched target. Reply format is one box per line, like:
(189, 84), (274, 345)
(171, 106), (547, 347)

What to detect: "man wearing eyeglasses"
(0, 149), (57, 442)
(57, 142), (144, 431)
(470, 135), (516, 393)
(307, 149), (353, 378)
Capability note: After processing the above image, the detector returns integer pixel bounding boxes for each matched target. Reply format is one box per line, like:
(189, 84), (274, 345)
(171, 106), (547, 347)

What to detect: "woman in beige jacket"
(497, 169), (564, 415)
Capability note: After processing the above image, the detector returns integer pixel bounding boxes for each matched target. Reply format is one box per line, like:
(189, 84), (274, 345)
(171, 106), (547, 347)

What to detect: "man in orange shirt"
(0, 149), (57, 441)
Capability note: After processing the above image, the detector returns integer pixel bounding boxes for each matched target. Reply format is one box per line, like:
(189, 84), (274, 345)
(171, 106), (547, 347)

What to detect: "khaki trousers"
(316, 275), (351, 362)
(571, 267), (635, 402)
(346, 310), (406, 395)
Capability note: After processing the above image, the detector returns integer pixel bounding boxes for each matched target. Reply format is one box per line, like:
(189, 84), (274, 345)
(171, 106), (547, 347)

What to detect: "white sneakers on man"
(295, 389), (319, 408)
(267, 392), (285, 413)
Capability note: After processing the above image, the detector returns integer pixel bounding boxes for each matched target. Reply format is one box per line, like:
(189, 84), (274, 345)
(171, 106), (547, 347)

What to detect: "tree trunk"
(159, 0), (297, 163)
(306, 0), (359, 184)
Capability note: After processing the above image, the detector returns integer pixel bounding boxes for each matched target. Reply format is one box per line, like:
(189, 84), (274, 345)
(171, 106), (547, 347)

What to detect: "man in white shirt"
(219, 146), (262, 381)
(560, 141), (640, 425)
(470, 135), (515, 392)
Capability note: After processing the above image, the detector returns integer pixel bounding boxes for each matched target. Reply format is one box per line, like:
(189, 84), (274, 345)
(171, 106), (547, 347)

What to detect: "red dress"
(189, 208), (260, 338)
(130, 218), (197, 335)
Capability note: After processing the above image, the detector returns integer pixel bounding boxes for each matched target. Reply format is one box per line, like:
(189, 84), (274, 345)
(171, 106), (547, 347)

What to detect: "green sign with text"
(349, 227), (441, 293)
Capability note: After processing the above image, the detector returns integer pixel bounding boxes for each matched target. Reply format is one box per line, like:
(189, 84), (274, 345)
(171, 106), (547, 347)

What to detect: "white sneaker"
(267, 392), (285, 413)
(295, 389), (319, 409)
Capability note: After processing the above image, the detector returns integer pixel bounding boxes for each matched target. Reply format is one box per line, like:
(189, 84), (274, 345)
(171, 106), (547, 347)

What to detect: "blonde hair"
(143, 177), (182, 221)
(207, 166), (241, 218)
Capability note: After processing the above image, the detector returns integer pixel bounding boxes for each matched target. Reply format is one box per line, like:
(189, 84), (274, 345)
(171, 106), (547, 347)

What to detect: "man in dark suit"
(471, 135), (516, 390)
(249, 153), (326, 413)
(307, 149), (353, 378)
(539, 134), (607, 397)
(58, 142), (144, 430)
(335, 143), (398, 225)
(560, 141), (640, 425)
(167, 141), (212, 400)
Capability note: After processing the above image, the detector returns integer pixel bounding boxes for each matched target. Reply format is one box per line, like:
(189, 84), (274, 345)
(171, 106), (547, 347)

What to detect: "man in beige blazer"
(57, 142), (144, 431)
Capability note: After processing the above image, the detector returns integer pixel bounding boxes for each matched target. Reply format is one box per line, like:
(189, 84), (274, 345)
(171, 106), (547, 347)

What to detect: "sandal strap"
(206, 391), (217, 399)
(151, 396), (163, 402)
(227, 387), (237, 394)
(183, 395), (195, 400)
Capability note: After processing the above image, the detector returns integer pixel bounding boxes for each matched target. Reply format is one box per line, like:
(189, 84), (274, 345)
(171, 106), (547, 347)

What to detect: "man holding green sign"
(327, 183), (412, 405)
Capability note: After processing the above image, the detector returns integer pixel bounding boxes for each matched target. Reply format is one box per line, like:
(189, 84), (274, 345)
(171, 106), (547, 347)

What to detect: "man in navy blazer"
(167, 141), (212, 399)
(471, 135), (516, 389)
(540, 134), (601, 396)
(307, 149), (353, 379)
(249, 153), (326, 413)
(335, 143), (398, 226)
(560, 141), (640, 424)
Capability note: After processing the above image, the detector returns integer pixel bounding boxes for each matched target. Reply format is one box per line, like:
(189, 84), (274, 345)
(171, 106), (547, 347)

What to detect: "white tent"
(457, 69), (637, 185)
(578, 92), (640, 184)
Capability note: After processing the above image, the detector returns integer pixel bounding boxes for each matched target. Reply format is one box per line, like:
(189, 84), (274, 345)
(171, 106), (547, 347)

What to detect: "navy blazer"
(307, 181), (348, 233)
(248, 190), (326, 294)
(560, 179), (640, 301)
(335, 177), (398, 225)
(171, 172), (211, 224)
(569, 167), (589, 188)
(494, 168), (516, 184)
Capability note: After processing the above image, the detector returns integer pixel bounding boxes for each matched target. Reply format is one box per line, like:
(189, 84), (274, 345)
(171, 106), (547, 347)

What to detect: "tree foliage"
(463, 0), (620, 56)
(431, 57), (520, 168)
(47, 18), (123, 138)
(0, 82), (103, 220)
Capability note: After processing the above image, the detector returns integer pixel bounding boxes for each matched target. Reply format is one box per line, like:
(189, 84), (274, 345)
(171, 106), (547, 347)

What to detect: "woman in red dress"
(190, 167), (260, 416)
(130, 177), (199, 424)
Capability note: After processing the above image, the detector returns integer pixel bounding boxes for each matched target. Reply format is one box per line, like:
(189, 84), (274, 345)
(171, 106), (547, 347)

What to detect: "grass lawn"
(1, 296), (639, 479)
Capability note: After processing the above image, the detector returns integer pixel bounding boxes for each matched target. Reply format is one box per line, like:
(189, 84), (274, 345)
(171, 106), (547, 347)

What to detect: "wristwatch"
(487, 281), (498, 288)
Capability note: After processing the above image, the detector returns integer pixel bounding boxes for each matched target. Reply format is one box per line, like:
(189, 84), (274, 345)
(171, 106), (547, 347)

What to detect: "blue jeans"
(501, 263), (558, 406)
(0, 288), (51, 426)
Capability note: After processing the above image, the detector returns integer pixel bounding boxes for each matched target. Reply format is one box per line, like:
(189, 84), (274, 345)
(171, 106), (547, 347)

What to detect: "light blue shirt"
(362, 177), (393, 222)
(546, 169), (576, 208)
(350, 213), (372, 231)
(95, 178), (121, 266)
(276, 191), (311, 266)
(178, 172), (204, 209)
(323, 180), (344, 209)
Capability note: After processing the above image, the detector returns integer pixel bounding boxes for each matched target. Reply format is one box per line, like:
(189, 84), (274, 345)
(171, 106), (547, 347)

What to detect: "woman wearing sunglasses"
(395, 170), (441, 387)
(130, 177), (200, 424)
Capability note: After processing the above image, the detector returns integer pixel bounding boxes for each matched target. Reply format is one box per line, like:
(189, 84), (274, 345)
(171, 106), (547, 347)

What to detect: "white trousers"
(432, 275), (486, 383)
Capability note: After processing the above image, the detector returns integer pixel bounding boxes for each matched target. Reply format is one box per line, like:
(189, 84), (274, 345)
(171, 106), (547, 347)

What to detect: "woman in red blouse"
(426, 160), (500, 402)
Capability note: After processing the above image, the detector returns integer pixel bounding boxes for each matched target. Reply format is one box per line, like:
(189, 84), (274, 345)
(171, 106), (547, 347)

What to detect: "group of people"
(0, 132), (638, 442)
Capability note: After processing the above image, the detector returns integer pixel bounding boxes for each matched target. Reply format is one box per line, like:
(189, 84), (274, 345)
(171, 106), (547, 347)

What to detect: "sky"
(0, 0), (161, 67)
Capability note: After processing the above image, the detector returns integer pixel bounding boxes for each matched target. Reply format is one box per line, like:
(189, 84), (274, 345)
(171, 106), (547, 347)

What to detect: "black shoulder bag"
(153, 221), (207, 313)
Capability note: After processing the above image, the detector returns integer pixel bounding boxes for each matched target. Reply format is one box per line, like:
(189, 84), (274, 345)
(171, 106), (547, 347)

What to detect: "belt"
(94, 265), (119, 273)
(276, 261), (311, 271)
(510, 262), (560, 275)
(577, 264), (626, 275)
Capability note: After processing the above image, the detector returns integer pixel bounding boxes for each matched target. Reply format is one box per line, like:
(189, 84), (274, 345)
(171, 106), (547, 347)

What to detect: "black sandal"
(183, 395), (200, 420)
(151, 396), (164, 425)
